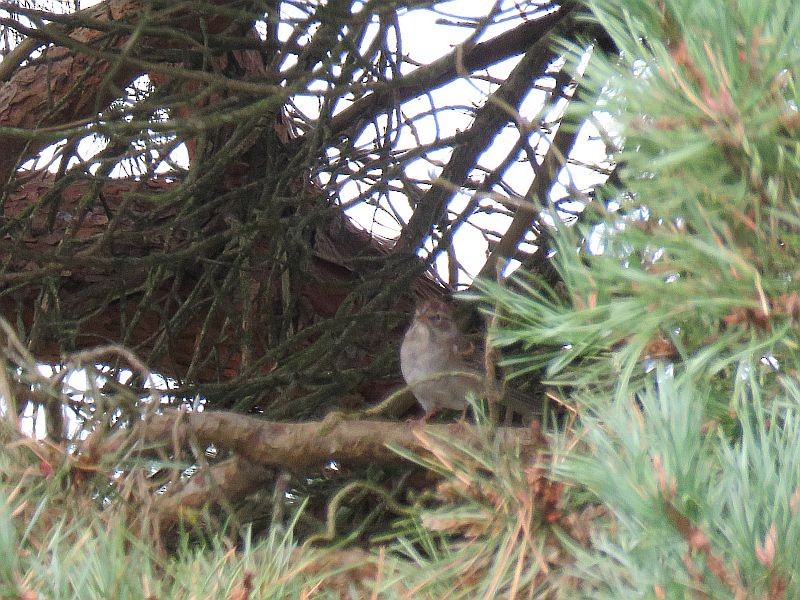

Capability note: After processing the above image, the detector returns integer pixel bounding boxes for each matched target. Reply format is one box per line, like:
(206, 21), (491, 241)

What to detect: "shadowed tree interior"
(0, 0), (614, 539)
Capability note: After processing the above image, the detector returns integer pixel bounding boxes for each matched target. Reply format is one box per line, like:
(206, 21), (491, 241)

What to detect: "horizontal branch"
(97, 409), (539, 470)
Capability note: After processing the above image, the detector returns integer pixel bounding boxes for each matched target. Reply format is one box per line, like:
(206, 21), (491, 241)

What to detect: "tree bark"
(96, 409), (540, 471)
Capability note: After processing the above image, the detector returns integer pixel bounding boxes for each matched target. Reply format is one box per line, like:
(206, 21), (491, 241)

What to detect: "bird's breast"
(400, 324), (451, 382)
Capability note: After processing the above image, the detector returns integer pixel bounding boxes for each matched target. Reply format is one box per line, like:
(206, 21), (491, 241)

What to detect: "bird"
(400, 298), (489, 421)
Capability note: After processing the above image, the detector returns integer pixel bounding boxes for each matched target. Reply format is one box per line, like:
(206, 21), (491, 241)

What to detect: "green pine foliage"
(483, 0), (800, 596)
(0, 435), (313, 598)
(4, 1), (799, 597)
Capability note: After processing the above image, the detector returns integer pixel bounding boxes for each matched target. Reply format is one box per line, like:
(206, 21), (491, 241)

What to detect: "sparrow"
(400, 298), (486, 421)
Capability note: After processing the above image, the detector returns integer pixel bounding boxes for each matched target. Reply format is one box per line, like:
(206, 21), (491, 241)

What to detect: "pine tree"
(485, 0), (800, 596)
(3, 0), (798, 597)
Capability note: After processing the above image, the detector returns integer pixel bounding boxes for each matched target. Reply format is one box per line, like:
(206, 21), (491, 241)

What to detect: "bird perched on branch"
(400, 298), (493, 421)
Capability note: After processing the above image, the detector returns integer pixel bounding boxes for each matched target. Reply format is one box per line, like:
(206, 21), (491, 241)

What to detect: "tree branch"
(97, 409), (540, 470)
(395, 28), (569, 254)
(325, 3), (577, 140)
(153, 455), (272, 529)
(476, 73), (581, 283)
